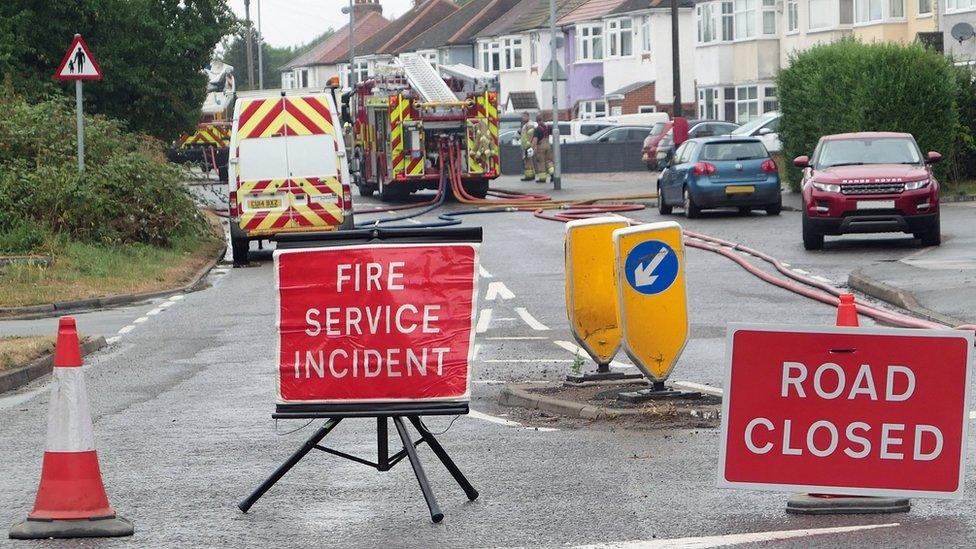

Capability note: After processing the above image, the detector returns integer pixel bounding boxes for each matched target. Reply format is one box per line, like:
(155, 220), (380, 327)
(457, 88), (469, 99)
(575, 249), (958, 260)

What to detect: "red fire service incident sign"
(275, 243), (479, 403)
(719, 324), (973, 499)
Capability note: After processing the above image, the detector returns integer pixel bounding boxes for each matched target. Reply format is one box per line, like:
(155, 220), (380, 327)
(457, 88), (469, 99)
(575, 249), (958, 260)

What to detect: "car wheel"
(802, 213), (824, 251)
(657, 184), (672, 215)
(915, 214), (941, 247)
(683, 187), (700, 219)
(230, 222), (250, 266)
(358, 183), (376, 197)
(766, 196), (782, 216)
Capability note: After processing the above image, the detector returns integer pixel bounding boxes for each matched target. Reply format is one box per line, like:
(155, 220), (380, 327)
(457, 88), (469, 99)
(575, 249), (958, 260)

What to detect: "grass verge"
(0, 336), (55, 372)
(0, 214), (223, 309)
(943, 179), (976, 197)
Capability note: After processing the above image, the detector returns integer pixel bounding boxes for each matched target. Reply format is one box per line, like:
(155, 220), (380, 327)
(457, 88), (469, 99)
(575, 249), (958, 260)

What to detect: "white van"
(604, 112), (670, 127)
(228, 90), (354, 265)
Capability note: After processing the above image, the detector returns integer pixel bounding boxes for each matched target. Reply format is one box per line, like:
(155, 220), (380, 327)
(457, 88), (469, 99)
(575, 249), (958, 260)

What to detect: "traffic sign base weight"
(786, 494), (910, 515)
(9, 515), (134, 540)
(566, 368), (645, 384)
(617, 381), (702, 403)
(239, 404), (478, 523)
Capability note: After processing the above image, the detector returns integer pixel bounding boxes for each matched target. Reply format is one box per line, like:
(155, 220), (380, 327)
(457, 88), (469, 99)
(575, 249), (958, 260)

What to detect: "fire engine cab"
(344, 54), (500, 200)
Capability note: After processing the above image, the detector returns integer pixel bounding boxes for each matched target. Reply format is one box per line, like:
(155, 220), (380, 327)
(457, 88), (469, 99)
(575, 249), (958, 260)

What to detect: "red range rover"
(795, 132), (942, 250)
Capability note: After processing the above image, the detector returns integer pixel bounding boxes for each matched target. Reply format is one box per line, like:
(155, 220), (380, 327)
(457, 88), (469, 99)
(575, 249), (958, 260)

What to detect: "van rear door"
(281, 95), (345, 230)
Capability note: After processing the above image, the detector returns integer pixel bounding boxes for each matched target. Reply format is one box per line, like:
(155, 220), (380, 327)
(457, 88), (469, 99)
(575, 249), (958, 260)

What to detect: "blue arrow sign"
(624, 240), (679, 295)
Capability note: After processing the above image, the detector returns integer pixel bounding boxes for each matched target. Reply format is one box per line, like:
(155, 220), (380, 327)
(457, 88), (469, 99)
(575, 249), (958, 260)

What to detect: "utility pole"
(257, 0), (264, 89)
(244, 0), (255, 89)
(548, 0), (561, 190)
(670, 0), (682, 117)
(341, 0), (357, 87)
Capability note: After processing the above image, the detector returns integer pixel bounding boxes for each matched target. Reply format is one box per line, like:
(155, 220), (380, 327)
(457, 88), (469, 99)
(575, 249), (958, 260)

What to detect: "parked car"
(500, 129), (519, 146)
(796, 132), (941, 250)
(731, 111), (781, 153)
(554, 119), (616, 143)
(657, 136), (782, 218)
(641, 121), (671, 170)
(605, 112), (670, 126)
(654, 119), (739, 168)
(586, 125), (652, 143)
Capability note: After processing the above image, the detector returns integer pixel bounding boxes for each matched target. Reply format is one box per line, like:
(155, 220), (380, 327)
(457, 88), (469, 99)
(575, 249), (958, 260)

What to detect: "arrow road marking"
(514, 307), (549, 330)
(634, 247), (669, 287)
(485, 281), (515, 301)
(476, 308), (493, 333)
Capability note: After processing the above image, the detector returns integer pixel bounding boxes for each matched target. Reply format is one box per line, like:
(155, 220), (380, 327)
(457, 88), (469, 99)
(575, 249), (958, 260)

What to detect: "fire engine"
(344, 55), (500, 200)
(170, 60), (235, 181)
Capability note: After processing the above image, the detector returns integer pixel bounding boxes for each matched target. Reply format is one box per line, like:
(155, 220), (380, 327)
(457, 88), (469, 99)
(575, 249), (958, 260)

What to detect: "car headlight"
(812, 182), (841, 193)
(904, 179), (929, 190)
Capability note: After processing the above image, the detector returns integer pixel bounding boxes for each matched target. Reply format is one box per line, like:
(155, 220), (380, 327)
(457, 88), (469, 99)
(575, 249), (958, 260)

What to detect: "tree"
(221, 29), (336, 91)
(0, 0), (236, 141)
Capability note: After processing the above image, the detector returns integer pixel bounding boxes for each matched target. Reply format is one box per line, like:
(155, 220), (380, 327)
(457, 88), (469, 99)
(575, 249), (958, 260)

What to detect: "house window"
(762, 0), (777, 34)
(786, 0), (798, 31)
(607, 18), (633, 57)
(354, 61), (368, 83)
(641, 15), (651, 51)
(723, 87), (736, 122)
(530, 32), (539, 65)
(736, 85), (759, 122)
(577, 24), (604, 61)
(479, 41), (501, 71)
(578, 100), (608, 119)
(502, 37), (523, 69)
(855, 0), (884, 21)
(840, 0), (854, 22)
(698, 4), (717, 43)
(638, 105), (656, 113)
(281, 72), (294, 89)
(296, 68), (310, 88)
(809, 0), (833, 28)
(918, 0), (931, 13)
(721, 1), (735, 40)
(948, 0), (976, 11)
(734, 0), (757, 39)
(763, 86), (778, 112)
(698, 88), (719, 119)
(611, 105), (624, 116)
(889, 0), (904, 17)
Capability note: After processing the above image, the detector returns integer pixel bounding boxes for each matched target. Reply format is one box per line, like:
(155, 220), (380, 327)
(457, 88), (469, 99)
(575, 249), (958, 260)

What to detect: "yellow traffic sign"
(613, 221), (688, 381)
(564, 217), (629, 365)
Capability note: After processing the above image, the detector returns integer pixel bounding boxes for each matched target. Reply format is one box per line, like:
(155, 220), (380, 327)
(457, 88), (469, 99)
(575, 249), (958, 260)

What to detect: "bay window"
(607, 18), (633, 57)
(479, 41), (501, 71)
(854, 0), (905, 21)
(761, 0), (776, 34)
(786, 0), (798, 32)
(577, 24), (604, 61)
(736, 85), (759, 122)
(502, 37), (523, 69)
(578, 100), (607, 119)
(918, 0), (931, 14)
(697, 4), (717, 43)
(721, 1), (734, 40)
(809, 0), (832, 28)
(947, 0), (976, 11)
(734, 0), (756, 39)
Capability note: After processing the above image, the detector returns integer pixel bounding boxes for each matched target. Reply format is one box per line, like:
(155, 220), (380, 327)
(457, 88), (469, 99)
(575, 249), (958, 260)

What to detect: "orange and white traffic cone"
(9, 317), (133, 539)
(836, 293), (859, 327)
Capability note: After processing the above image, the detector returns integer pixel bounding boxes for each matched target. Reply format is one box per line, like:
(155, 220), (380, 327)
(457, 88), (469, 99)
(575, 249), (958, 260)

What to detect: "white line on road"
(106, 336), (120, 345)
(117, 325), (135, 335)
(132, 316), (148, 324)
(158, 301), (175, 308)
(573, 522), (900, 549)
(472, 344), (481, 360)
(483, 359), (574, 363)
(468, 409), (559, 432)
(169, 295), (184, 301)
(476, 309), (493, 333)
(485, 336), (549, 340)
(146, 307), (163, 316)
(479, 265), (493, 278)
(553, 340), (635, 370)
(969, 410), (976, 419)
(514, 307), (549, 330)
(485, 281), (515, 301)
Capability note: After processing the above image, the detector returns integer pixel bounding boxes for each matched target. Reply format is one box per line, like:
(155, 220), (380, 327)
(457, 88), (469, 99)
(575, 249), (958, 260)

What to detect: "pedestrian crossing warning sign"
(55, 35), (102, 81)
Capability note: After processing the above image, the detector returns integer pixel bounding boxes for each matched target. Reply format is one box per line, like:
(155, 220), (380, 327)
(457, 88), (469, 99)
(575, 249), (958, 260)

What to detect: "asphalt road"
(1, 175), (974, 548)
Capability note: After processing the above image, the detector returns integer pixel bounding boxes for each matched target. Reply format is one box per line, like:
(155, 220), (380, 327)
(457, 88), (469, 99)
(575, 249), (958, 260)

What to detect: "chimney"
(353, 0), (382, 16)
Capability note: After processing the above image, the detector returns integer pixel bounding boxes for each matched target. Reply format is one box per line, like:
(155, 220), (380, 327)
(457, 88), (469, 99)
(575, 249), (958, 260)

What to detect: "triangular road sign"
(55, 34), (102, 81)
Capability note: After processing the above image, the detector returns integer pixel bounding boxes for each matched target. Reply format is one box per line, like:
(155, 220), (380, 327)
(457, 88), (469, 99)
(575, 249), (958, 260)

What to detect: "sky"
(227, 0), (415, 49)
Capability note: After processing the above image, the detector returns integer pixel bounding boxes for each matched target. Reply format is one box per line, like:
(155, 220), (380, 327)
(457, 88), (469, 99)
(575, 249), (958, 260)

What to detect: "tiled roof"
(606, 80), (653, 96)
(356, 0), (459, 57)
(449, 0), (525, 44)
(398, 0), (522, 52)
(280, 11), (389, 69)
(478, 0), (589, 37)
(607, 0), (692, 14)
(557, 0), (628, 25)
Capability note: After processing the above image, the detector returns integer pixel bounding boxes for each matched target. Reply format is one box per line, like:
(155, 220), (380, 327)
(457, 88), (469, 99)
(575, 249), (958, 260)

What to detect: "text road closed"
(720, 325), (973, 498)
(276, 244), (478, 403)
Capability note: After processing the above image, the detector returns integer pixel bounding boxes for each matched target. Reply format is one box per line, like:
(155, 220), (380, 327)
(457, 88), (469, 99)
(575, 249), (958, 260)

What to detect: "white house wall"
(651, 10), (697, 104)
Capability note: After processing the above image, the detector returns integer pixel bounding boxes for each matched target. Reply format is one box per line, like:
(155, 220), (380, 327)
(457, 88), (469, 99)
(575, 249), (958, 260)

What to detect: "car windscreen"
(649, 122), (667, 136)
(817, 137), (921, 168)
(580, 124), (610, 136)
(701, 141), (768, 161)
(732, 114), (775, 135)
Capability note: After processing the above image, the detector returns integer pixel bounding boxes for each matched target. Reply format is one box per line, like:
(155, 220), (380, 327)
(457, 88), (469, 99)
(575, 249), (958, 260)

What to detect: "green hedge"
(777, 39), (966, 190)
(0, 92), (207, 253)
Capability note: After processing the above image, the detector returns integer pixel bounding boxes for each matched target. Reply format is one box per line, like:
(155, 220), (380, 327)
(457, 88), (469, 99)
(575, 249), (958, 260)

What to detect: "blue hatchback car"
(657, 136), (782, 218)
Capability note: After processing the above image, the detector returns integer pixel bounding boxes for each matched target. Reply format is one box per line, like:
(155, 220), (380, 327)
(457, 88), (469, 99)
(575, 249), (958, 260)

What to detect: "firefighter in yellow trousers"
(519, 112), (536, 181)
(531, 114), (554, 183)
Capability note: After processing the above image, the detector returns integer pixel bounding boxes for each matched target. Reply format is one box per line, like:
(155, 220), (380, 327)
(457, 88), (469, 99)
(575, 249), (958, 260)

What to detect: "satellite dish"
(591, 76), (604, 90)
(951, 22), (975, 43)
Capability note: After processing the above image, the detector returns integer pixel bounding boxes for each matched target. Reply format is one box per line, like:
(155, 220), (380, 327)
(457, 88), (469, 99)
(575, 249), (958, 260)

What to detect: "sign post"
(239, 227), (482, 523)
(563, 217), (642, 382)
(54, 34), (103, 173)
(612, 222), (697, 401)
(719, 324), (973, 503)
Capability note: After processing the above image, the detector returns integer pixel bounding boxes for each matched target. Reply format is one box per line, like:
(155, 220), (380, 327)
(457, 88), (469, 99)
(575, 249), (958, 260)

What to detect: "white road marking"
(476, 309), (493, 333)
(485, 336), (549, 340)
(132, 316), (148, 324)
(483, 359), (574, 363)
(969, 410), (976, 419)
(468, 409), (559, 432)
(672, 381), (724, 397)
(106, 336), (120, 344)
(485, 281), (516, 301)
(573, 522), (900, 549)
(146, 308), (163, 316)
(474, 380), (550, 385)
(169, 295), (184, 301)
(159, 301), (175, 308)
(117, 325), (135, 335)
(472, 344), (481, 360)
(479, 265), (493, 278)
(514, 307), (549, 330)
(553, 340), (636, 370)
(494, 317), (517, 321)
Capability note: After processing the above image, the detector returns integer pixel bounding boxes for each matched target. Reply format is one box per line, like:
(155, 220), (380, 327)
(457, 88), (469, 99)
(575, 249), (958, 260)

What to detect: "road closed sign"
(275, 243), (479, 403)
(613, 222), (688, 381)
(719, 324), (974, 499)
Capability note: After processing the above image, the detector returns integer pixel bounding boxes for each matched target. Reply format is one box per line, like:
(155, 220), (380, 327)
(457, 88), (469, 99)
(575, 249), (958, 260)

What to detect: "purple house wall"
(563, 27), (604, 112)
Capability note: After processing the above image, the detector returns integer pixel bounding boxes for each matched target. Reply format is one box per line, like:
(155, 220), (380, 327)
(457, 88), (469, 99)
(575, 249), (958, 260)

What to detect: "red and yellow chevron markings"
(390, 95), (406, 177)
(238, 176), (343, 234)
(237, 96), (336, 140)
(180, 124), (230, 148)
